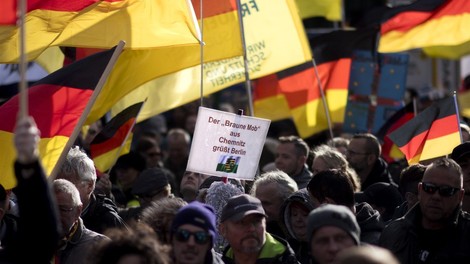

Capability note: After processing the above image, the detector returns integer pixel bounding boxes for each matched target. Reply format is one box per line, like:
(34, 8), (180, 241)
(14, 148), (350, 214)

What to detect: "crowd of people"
(2, 100), (470, 264)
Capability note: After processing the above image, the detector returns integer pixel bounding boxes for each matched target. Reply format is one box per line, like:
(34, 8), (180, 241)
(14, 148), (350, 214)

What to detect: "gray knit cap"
(307, 204), (360, 245)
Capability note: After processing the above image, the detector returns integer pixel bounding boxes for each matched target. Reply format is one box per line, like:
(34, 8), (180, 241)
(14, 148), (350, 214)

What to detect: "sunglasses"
(421, 182), (460, 197)
(174, 229), (210, 244)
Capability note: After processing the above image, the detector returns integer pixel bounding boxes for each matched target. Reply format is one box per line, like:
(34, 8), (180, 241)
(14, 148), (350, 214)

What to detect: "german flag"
(90, 101), (144, 173)
(379, 0), (470, 59)
(253, 28), (377, 138)
(377, 103), (415, 163)
(388, 97), (461, 164)
(0, 47), (116, 189)
(0, 0), (100, 62)
(0, 0), (202, 63)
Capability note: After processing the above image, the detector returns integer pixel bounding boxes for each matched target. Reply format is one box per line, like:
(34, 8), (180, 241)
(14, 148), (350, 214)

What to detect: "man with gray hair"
(57, 146), (127, 233)
(251, 169), (298, 238)
(53, 179), (109, 263)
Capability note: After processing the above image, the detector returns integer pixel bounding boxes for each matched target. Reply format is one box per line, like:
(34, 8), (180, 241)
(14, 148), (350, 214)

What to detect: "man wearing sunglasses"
(379, 158), (470, 263)
(170, 201), (223, 264)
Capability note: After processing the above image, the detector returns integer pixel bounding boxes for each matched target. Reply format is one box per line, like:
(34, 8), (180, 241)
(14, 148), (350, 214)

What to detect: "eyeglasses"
(174, 229), (210, 244)
(346, 149), (370, 156)
(421, 182), (460, 197)
(59, 206), (75, 213)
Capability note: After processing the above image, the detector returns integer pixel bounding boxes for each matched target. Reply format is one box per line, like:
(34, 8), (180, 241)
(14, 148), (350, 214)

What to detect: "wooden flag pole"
(311, 58), (334, 140)
(236, 0), (254, 116)
(18, 0), (28, 119)
(48, 41), (126, 181)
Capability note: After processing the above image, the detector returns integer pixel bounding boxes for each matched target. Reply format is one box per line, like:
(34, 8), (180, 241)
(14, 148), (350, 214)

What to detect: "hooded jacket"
(355, 202), (384, 245)
(291, 165), (313, 189)
(279, 189), (315, 264)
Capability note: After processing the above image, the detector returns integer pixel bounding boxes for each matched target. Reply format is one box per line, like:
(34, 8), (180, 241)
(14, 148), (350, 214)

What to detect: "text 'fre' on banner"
(187, 107), (271, 181)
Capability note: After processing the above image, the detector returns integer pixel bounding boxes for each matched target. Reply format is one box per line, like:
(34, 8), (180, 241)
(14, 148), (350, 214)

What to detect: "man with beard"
(275, 136), (313, 189)
(346, 133), (395, 190)
(219, 194), (298, 264)
(379, 158), (470, 263)
(170, 201), (223, 264)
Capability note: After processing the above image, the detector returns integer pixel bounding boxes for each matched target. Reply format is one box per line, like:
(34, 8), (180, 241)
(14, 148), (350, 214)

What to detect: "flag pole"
(199, 0), (204, 106)
(187, 0), (205, 106)
(453, 91), (464, 143)
(18, 0), (28, 119)
(311, 58), (334, 140)
(107, 99), (148, 174)
(236, 0), (254, 116)
(48, 41), (126, 181)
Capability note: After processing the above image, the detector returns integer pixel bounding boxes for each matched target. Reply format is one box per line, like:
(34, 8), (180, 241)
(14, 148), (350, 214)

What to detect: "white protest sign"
(187, 107), (271, 180)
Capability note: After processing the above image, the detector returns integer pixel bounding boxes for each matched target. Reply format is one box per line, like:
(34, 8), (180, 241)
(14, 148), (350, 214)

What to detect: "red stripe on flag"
(381, 0), (470, 34)
(253, 74), (281, 100)
(426, 114), (459, 140)
(322, 58), (351, 91)
(27, 0), (103, 12)
(399, 130), (427, 161)
(90, 118), (135, 157)
(381, 11), (434, 34)
(0, 84), (93, 137)
(279, 67), (317, 109)
(191, 0), (237, 18)
(0, 0), (16, 25)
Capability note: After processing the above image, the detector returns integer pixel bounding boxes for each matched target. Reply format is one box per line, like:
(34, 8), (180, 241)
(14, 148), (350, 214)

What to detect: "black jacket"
(379, 203), (470, 264)
(82, 193), (128, 234)
(0, 161), (60, 264)
(362, 158), (396, 190)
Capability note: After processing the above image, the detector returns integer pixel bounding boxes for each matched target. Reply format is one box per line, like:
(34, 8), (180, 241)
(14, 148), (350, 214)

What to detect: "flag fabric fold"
(388, 97), (461, 164)
(0, 48), (116, 189)
(379, 0), (470, 59)
(90, 101), (144, 173)
(377, 102), (415, 163)
(109, 0), (311, 124)
(0, 0), (201, 63)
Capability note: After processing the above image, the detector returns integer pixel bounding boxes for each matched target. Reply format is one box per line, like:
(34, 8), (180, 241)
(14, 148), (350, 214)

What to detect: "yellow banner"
(111, 0), (312, 122)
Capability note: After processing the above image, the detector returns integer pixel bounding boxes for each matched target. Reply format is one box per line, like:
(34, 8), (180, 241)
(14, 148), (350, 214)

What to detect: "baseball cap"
(220, 194), (266, 222)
